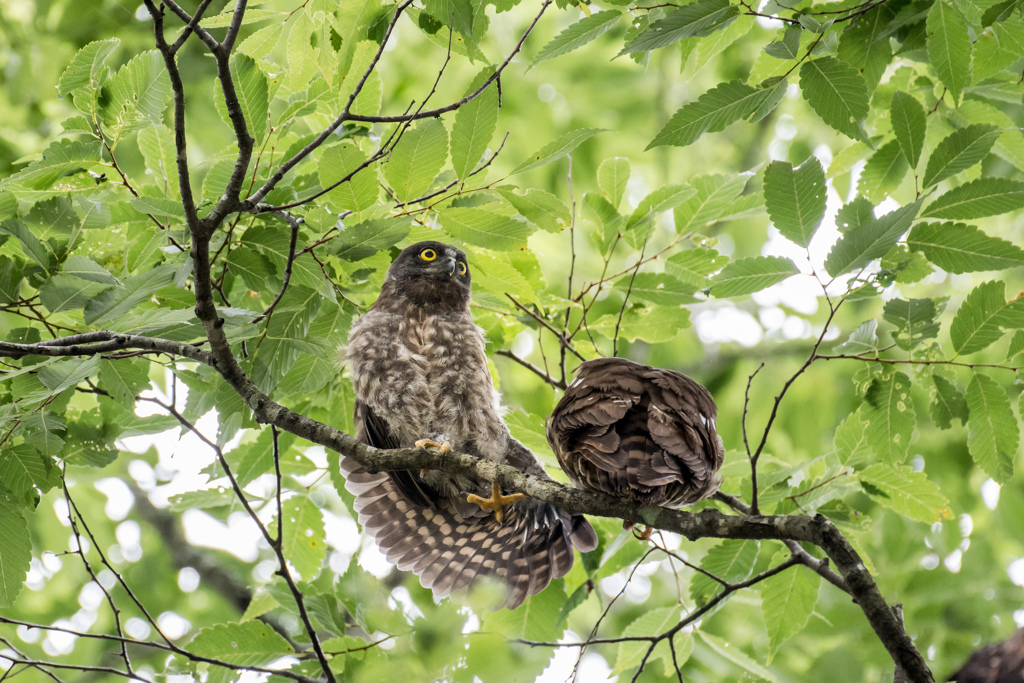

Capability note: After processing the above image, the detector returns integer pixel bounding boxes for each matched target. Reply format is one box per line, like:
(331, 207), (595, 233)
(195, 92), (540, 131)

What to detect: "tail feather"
(340, 454), (595, 608)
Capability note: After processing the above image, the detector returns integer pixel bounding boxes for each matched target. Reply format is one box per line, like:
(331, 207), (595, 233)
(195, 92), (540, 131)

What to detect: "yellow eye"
(420, 248), (437, 261)
(457, 261), (467, 275)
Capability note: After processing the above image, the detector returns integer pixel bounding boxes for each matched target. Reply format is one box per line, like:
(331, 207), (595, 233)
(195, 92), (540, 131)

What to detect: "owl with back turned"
(341, 241), (597, 608)
(546, 357), (724, 509)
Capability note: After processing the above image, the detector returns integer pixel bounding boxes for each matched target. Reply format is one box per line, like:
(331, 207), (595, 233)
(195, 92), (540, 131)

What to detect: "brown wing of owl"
(948, 629), (1024, 683)
(546, 357), (724, 508)
(340, 400), (597, 609)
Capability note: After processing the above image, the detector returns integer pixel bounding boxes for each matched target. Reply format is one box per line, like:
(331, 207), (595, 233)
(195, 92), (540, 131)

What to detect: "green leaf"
(799, 56), (870, 143)
(906, 222), (1024, 273)
(285, 12), (319, 93)
(949, 280), (1024, 356)
(597, 157), (630, 207)
(0, 445), (61, 506)
(673, 173), (748, 233)
(532, 10), (623, 67)
(98, 358), (151, 409)
(612, 606), (682, 675)
(620, 0), (738, 54)
(84, 264), (176, 325)
(0, 494), (31, 607)
(513, 128), (607, 175)
(966, 373), (1018, 483)
(129, 195), (185, 219)
(930, 374), (968, 429)
(858, 140), (909, 202)
(36, 357), (101, 395)
(882, 298), (940, 351)
(890, 91), (927, 168)
(858, 464), (951, 523)
(626, 185), (697, 231)
(382, 118), (448, 201)
(763, 157), (826, 247)
(185, 621), (293, 667)
(592, 305), (691, 343)
(864, 370), (915, 465)
(271, 495), (325, 581)
(106, 50), (171, 126)
(251, 287), (323, 390)
(18, 412), (67, 453)
(648, 79), (785, 149)
(764, 25), (801, 59)
(824, 199), (921, 277)
(689, 539), (759, 605)
(237, 23), (284, 61)
(138, 124), (179, 198)
(484, 583), (566, 641)
(438, 207), (533, 251)
(834, 411), (872, 466)
(58, 38), (119, 99)
(230, 54), (270, 145)
(759, 555), (819, 660)
(697, 631), (785, 683)
(469, 250), (541, 306)
(318, 144), (379, 213)
(39, 275), (107, 313)
(921, 178), (1024, 219)
(926, 0), (972, 103)
(710, 255), (799, 298)
(922, 124), (1000, 189)
(617, 273), (698, 306)
(332, 218), (410, 261)
(451, 68), (498, 183)
(423, 0), (474, 36)
(665, 247), (728, 287)
(0, 139), (101, 193)
(496, 187), (570, 233)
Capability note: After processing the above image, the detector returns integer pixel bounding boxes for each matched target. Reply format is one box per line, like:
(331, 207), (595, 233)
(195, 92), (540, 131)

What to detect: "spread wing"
(547, 357), (724, 507)
(341, 400), (596, 608)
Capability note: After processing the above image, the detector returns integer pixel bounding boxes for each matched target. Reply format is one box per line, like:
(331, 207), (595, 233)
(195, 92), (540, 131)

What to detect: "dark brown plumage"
(948, 629), (1024, 683)
(341, 241), (597, 608)
(546, 357), (724, 507)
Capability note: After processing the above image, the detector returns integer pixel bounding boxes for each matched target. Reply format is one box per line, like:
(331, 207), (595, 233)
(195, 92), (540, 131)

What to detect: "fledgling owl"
(546, 357), (724, 510)
(341, 241), (597, 608)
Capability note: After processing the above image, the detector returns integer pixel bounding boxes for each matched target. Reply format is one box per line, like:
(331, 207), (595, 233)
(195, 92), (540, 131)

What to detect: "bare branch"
(495, 349), (567, 390)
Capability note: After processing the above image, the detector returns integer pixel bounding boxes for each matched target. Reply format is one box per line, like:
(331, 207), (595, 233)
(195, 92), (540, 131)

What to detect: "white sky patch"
(1008, 558), (1024, 587)
(695, 306), (763, 347)
(182, 509), (263, 562)
(981, 479), (1000, 509)
(539, 632), (616, 683)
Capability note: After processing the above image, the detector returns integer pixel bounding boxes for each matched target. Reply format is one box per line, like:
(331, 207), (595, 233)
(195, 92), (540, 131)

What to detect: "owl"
(341, 241), (597, 608)
(546, 357), (724, 510)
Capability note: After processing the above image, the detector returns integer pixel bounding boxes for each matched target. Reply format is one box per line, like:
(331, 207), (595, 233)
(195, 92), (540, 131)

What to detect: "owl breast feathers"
(342, 241), (596, 609)
(546, 357), (724, 508)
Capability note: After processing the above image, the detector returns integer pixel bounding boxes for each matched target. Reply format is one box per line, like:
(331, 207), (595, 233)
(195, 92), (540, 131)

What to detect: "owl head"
(382, 241), (471, 312)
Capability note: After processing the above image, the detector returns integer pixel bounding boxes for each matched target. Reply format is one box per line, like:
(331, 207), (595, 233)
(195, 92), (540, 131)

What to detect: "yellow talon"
(415, 439), (452, 454)
(623, 520), (653, 542)
(466, 482), (526, 523)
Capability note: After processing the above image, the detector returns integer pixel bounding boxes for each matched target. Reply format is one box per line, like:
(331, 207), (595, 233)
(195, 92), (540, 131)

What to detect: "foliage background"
(0, 0), (1023, 681)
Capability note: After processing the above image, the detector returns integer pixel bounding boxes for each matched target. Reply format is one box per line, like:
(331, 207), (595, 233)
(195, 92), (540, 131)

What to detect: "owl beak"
(442, 256), (458, 277)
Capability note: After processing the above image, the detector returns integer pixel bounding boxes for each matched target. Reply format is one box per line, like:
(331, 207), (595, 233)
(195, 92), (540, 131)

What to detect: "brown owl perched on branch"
(341, 241), (597, 609)
(546, 358), (724, 512)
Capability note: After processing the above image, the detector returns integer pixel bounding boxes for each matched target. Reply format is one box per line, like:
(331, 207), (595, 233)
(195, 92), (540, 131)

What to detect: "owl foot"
(415, 439), (452, 454)
(466, 482), (525, 523)
(623, 520), (653, 542)
(415, 439), (452, 474)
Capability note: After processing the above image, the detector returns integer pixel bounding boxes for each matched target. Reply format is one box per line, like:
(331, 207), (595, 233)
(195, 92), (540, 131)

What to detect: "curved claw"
(466, 482), (526, 523)
(415, 439), (452, 454)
